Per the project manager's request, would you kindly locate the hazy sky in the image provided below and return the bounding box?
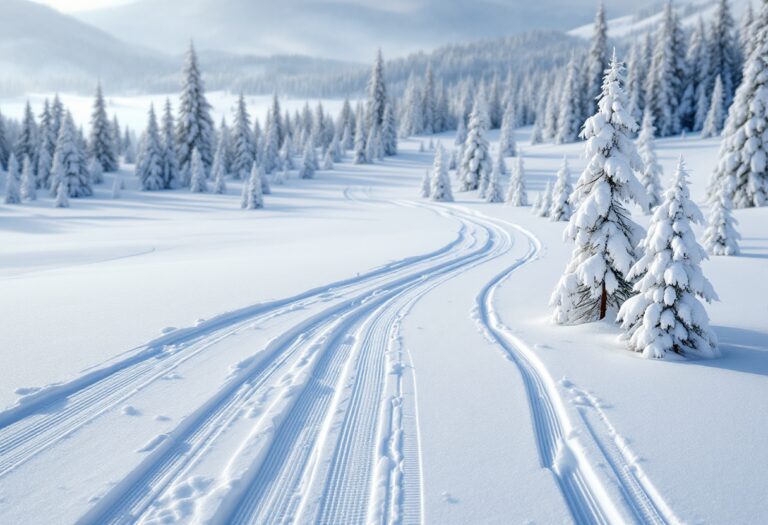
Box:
[31,0,134,12]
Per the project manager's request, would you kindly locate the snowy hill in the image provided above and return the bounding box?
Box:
[77,0,625,62]
[0,0,173,94]
[569,0,752,40]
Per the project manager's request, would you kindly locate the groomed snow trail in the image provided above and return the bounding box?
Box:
[462,206,678,525]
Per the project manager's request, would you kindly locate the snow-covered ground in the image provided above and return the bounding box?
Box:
[1,129,766,524]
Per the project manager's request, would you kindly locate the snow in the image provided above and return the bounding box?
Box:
[1,125,767,523]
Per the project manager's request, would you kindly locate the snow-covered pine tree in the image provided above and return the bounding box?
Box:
[123,129,136,164]
[556,53,584,144]
[538,181,553,218]
[422,64,436,134]
[161,99,179,189]
[617,157,718,359]
[299,142,316,179]
[637,111,663,210]
[231,94,256,180]
[549,156,573,221]
[704,175,740,255]
[366,49,387,131]
[646,1,685,137]
[4,154,20,204]
[454,117,467,146]
[280,136,295,170]
[112,115,123,158]
[430,144,453,202]
[259,163,271,195]
[420,168,431,198]
[88,157,104,185]
[244,162,264,209]
[381,102,398,156]
[189,147,208,193]
[550,52,647,324]
[176,42,215,174]
[36,143,52,190]
[20,156,36,201]
[36,101,54,170]
[505,155,528,206]
[365,123,379,163]
[341,122,353,152]
[459,94,491,192]
[691,18,713,132]
[712,1,768,208]
[212,134,227,194]
[137,105,164,191]
[709,0,741,108]
[322,149,334,170]
[89,83,118,172]
[0,111,10,171]
[353,115,367,164]
[531,191,543,215]
[495,146,507,176]
[485,156,504,203]
[530,119,544,145]
[54,168,69,208]
[701,75,726,138]
[584,3,609,121]
[330,134,342,162]
[14,102,37,171]
[262,116,280,174]
[54,112,92,198]
[498,102,517,157]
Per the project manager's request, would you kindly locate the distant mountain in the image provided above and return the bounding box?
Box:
[77,0,630,62]
[569,0,752,41]
[0,0,173,94]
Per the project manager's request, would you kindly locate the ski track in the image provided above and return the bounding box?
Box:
[0,217,469,479]
[463,206,677,525]
[0,186,677,525]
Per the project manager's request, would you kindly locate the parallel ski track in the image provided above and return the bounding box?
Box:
[207,206,512,525]
[0,222,470,480]
[76,206,503,525]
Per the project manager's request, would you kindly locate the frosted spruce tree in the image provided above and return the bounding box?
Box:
[4,154,20,204]
[646,1,685,137]
[495,146,507,176]
[617,157,718,359]
[161,99,179,189]
[713,1,768,208]
[262,118,280,175]
[420,168,431,198]
[549,156,573,221]
[20,156,36,201]
[538,181,554,218]
[244,163,264,209]
[280,137,295,170]
[703,177,740,256]
[259,164,271,195]
[299,143,316,179]
[381,102,398,156]
[322,149,334,170]
[231,94,256,180]
[430,145,454,202]
[0,110,10,171]
[550,53,647,324]
[88,157,104,185]
[366,49,387,132]
[422,64,436,134]
[637,111,663,211]
[53,158,69,208]
[556,53,583,144]
[15,102,38,172]
[505,155,527,206]
[459,94,491,192]
[176,42,215,174]
[89,83,118,172]
[701,75,726,139]
[584,3,609,121]
[709,0,741,107]
[353,115,367,164]
[137,107,164,191]
[189,148,208,193]
[212,135,227,194]
[498,102,517,156]
[485,157,504,203]
[53,113,92,198]
[531,191,543,215]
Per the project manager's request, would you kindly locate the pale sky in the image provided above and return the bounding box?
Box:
[30,0,135,12]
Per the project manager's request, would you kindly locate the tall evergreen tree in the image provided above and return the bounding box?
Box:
[89,83,118,172]
[584,3,609,121]
[176,42,215,174]
[708,0,741,107]
[713,1,768,208]
[550,53,647,324]
[230,94,255,180]
[400,73,423,137]
[136,105,164,191]
[381,101,398,156]
[499,102,517,156]
[189,147,208,193]
[430,144,454,202]
[637,111,663,210]
[556,53,583,144]
[505,154,528,206]
[617,157,718,359]
[366,49,387,131]
[160,99,179,189]
[244,162,264,209]
[701,75,726,138]
[20,156,36,201]
[353,115,367,165]
[53,112,92,198]
[299,142,316,179]
[459,94,491,192]
[549,156,573,221]
[704,176,740,256]
[0,111,9,171]
[4,153,20,204]
[740,1,756,59]
[14,102,38,171]
[646,1,685,137]
[422,64,437,134]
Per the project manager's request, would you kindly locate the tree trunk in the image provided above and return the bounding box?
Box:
[599,281,608,320]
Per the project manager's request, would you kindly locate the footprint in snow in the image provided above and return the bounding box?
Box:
[441,491,459,504]
[122,405,141,416]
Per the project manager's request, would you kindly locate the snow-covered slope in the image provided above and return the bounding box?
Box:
[77,0,623,61]
[570,0,753,40]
